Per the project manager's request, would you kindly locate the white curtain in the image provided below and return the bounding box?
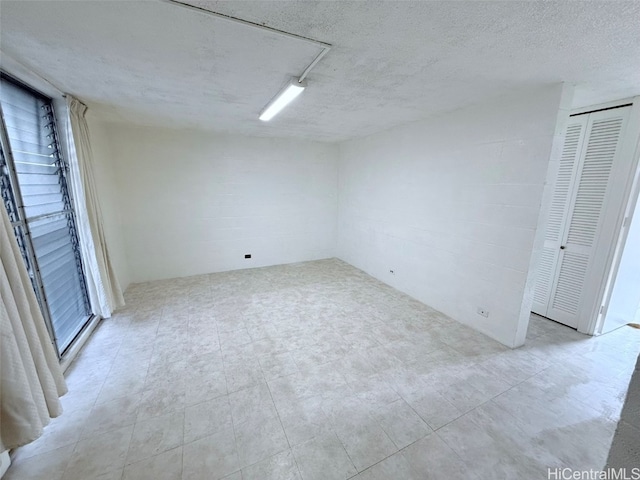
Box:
[65,96,124,318]
[0,205,67,451]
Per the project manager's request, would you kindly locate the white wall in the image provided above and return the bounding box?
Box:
[337,85,568,347]
[605,190,640,331]
[86,116,131,291]
[103,124,338,283]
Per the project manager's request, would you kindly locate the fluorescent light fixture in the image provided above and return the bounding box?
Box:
[259,78,307,121]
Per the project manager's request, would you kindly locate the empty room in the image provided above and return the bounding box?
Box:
[1,1,640,479]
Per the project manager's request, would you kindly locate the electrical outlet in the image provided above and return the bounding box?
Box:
[477,307,489,318]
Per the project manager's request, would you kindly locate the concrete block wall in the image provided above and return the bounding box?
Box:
[337,85,568,347]
[95,124,338,284]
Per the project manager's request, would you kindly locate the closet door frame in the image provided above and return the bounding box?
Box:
[546,107,630,328]
[575,97,640,334]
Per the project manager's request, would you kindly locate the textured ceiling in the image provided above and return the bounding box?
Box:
[1,0,640,142]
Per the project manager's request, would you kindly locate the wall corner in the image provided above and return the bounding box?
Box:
[513,82,576,347]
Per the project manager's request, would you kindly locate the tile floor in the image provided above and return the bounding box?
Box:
[6,258,640,480]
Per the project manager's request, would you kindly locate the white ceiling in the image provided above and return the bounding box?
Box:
[1,0,640,142]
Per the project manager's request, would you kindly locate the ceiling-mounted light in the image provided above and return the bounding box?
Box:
[259,78,307,122]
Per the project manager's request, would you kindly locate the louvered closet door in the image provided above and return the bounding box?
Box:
[532,117,588,317]
[534,107,630,328]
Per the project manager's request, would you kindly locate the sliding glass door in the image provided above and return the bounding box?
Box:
[0,73,91,356]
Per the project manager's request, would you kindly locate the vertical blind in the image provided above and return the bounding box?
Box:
[0,75,90,354]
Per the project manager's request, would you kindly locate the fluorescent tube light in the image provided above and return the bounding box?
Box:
[259,78,307,121]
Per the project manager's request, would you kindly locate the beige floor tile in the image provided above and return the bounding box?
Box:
[184,396,233,444]
[184,368,228,406]
[82,394,141,438]
[223,360,264,394]
[12,408,91,461]
[402,434,479,480]
[221,472,242,480]
[7,260,640,480]
[59,381,103,414]
[63,425,133,479]
[122,446,182,480]
[373,399,432,449]
[96,370,148,405]
[332,416,397,472]
[94,468,124,480]
[292,432,357,480]
[228,382,278,426]
[234,414,289,467]
[241,449,301,480]
[437,408,549,478]
[279,405,333,447]
[182,427,239,480]
[137,384,186,421]
[4,444,74,480]
[403,387,463,430]
[126,410,184,464]
[258,351,300,380]
[354,451,415,480]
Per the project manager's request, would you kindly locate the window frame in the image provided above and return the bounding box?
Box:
[0,72,92,357]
